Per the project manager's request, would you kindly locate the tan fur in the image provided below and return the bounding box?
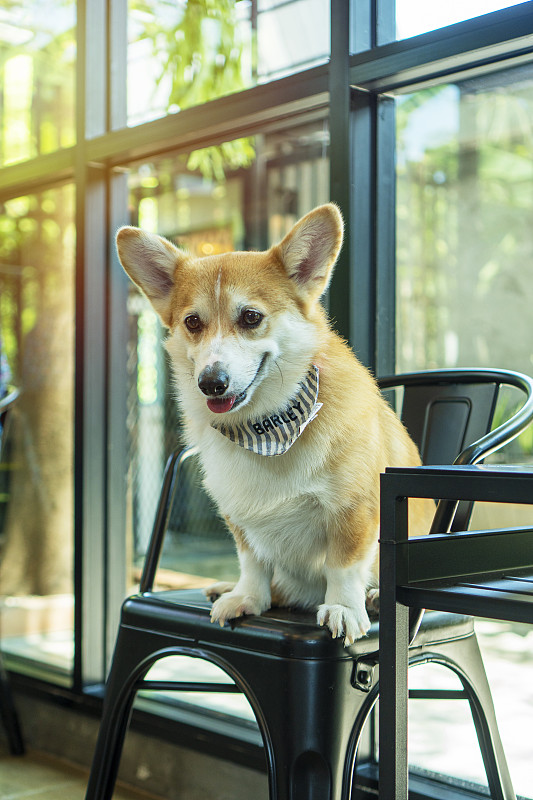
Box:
[117,204,434,644]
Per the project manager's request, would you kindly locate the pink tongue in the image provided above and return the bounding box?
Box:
[207,396,236,414]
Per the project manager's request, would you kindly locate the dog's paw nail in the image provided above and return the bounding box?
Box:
[317,603,370,644]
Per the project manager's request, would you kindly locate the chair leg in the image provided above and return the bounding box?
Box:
[377,598,410,800]
[226,649,369,800]
[85,627,159,800]
[85,682,136,798]
[341,682,379,800]
[0,657,24,755]
[86,618,379,800]
[416,634,516,800]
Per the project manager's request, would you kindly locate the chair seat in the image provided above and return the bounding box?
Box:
[123,588,474,660]
[399,568,533,624]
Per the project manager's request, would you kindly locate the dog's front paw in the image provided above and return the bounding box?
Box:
[317,603,371,645]
[210,592,269,627]
[204,581,236,603]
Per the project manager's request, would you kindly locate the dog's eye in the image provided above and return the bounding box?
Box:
[184,314,202,332]
[240,309,263,328]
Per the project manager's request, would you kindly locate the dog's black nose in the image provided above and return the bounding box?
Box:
[198,364,230,397]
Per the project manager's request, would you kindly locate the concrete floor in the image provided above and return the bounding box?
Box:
[0,746,162,800]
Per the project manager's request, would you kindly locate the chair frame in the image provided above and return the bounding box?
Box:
[378,464,533,800]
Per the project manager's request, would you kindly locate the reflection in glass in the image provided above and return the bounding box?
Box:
[0,184,75,682]
[396,69,533,378]
[127,0,329,125]
[0,1,76,166]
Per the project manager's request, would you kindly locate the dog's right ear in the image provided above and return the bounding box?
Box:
[116,227,183,327]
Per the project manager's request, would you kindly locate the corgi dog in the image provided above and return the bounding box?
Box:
[117,204,434,644]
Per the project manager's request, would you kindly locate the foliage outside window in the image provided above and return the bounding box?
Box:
[396,71,533,464]
[0,0,75,166]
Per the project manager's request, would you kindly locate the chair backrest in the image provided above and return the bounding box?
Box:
[377,368,533,532]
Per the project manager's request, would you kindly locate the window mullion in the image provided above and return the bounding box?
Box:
[105,0,129,674]
[328,0,355,352]
[375,93,396,377]
[74,0,109,690]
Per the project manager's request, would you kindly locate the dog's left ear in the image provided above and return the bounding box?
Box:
[276,203,344,300]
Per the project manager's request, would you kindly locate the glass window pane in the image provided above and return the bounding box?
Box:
[407,664,487,786]
[395,69,533,797]
[127,0,330,126]
[396,0,529,40]
[0,184,75,684]
[396,69,533,381]
[0,1,76,167]
[257,0,330,82]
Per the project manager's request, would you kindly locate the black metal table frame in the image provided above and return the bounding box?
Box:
[378,464,533,800]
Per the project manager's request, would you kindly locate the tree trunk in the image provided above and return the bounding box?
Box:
[0,189,74,597]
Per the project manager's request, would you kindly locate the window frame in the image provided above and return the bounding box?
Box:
[2,0,533,791]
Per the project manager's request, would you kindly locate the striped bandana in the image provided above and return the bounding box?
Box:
[211,365,322,456]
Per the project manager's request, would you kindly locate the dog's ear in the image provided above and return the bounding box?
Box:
[116,227,184,327]
[276,204,344,300]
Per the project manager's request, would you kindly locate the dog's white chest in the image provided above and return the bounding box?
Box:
[200,432,330,572]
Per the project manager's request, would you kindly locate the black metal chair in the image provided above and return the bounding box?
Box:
[0,387,25,756]
[85,369,533,800]
[378,464,533,800]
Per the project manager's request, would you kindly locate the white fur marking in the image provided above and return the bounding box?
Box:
[215,267,222,331]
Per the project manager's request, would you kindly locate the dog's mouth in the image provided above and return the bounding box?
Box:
[206,393,242,414]
[206,354,268,415]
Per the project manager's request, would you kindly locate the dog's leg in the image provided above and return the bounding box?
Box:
[317,562,372,645]
[317,518,378,645]
[210,542,273,626]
